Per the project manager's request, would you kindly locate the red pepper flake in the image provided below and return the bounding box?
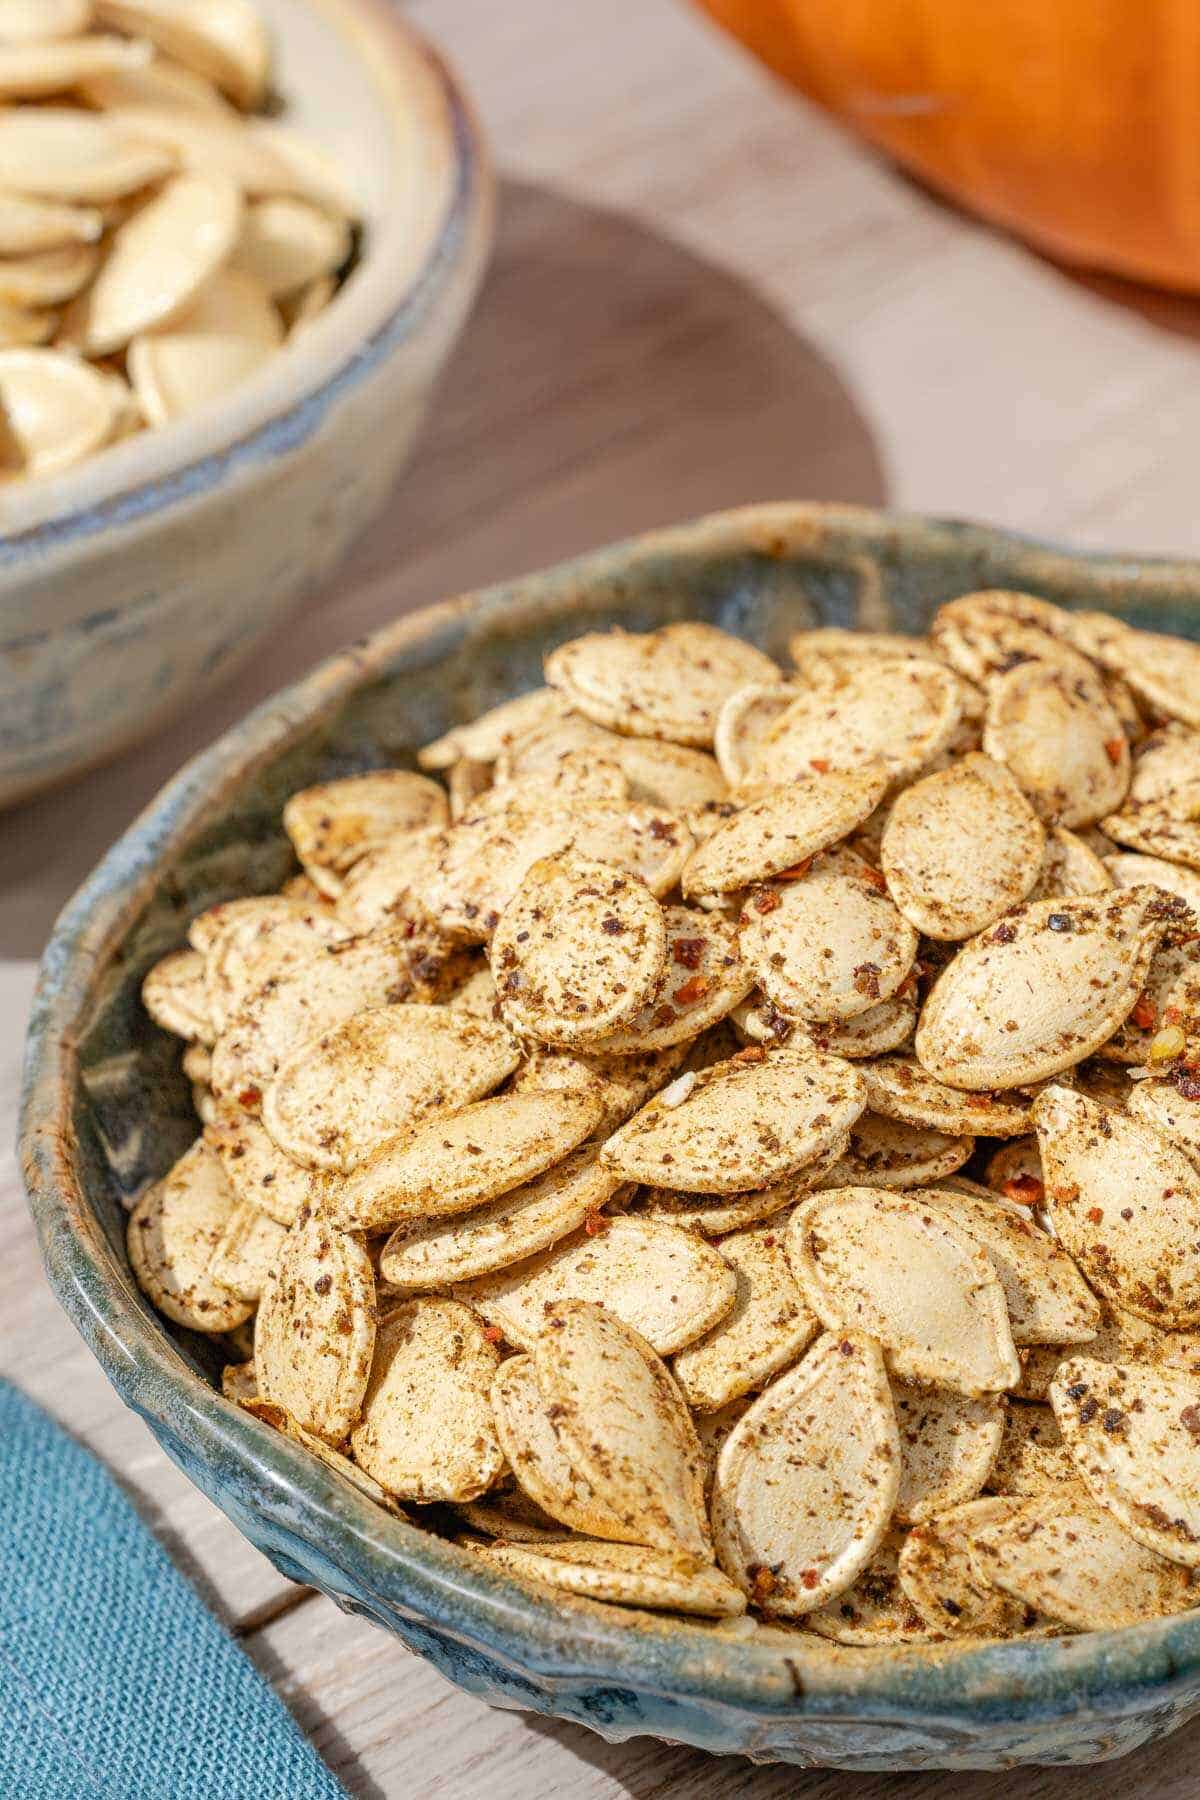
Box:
[965,1093,995,1109]
[858,864,889,893]
[1131,994,1158,1032]
[481,1324,504,1344]
[799,1568,821,1590]
[238,1087,262,1110]
[750,1566,777,1604]
[673,974,712,1006]
[774,858,814,882]
[991,922,1017,945]
[734,1046,767,1064]
[583,1208,611,1237]
[1181,1405,1200,1439]
[1051,1181,1080,1203]
[1104,738,1126,766]
[750,887,781,915]
[1164,1006,1185,1026]
[1002,1174,1045,1206]
[1086,1206,1104,1224]
[672,937,707,969]
[851,961,882,1001]
[809,759,831,774]
[1174,1066,1200,1102]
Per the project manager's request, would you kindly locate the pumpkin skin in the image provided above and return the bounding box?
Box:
[694,0,1200,293]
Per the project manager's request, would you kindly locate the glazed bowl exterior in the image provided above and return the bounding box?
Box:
[20,504,1200,1772]
[0,0,492,809]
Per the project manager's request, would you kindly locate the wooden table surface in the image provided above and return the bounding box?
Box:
[6,0,1200,1792]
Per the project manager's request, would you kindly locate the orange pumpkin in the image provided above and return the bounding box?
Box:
[694,0,1200,292]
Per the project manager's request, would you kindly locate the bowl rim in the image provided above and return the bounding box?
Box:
[0,0,486,559]
[21,500,1200,1734]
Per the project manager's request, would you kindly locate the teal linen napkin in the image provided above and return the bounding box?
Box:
[0,1380,346,1800]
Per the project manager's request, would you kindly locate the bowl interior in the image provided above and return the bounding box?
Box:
[24,504,1200,1753]
[0,0,462,541]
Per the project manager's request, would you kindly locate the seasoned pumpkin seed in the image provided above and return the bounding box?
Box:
[806,1528,944,1644]
[987,1402,1077,1496]
[349,1298,503,1502]
[204,1101,318,1227]
[897,1497,1028,1635]
[982,660,1130,827]
[141,946,214,1043]
[861,1055,1034,1139]
[480,1537,746,1617]
[711,1331,900,1613]
[787,1188,1020,1395]
[1028,826,1112,902]
[673,1219,819,1412]
[127,1139,252,1333]
[490,1352,634,1541]
[742,656,962,790]
[818,1112,973,1191]
[581,905,753,1055]
[545,622,780,748]
[283,770,449,897]
[254,1210,375,1443]
[207,1199,286,1302]
[892,1382,1005,1524]
[681,763,887,898]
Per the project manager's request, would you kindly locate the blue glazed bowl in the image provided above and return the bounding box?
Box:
[0,0,492,809]
[20,504,1200,1772]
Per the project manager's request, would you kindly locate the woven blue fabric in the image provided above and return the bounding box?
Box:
[0,1380,346,1800]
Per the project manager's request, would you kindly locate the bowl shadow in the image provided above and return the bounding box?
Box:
[0,174,882,958]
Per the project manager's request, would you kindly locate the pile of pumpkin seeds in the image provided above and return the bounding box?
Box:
[136,591,1200,1644]
[0,0,358,481]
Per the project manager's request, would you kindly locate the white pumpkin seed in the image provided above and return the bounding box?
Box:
[127,266,281,424]
[0,107,175,200]
[892,1382,1005,1523]
[1127,1076,1200,1169]
[282,770,449,896]
[982,661,1130,827]
[326,1088,603,1231]
[510,1041,688,1132]
[459,1215,736,1356]
[545,622,780,749]
[254,1210,375,1443]
[742,656,962,790]
[0,31,150,99]
[533,1300,711,1559]
[673,1219,818,1411]
[1081,619,1200,733]
[455,1487,564,1544]
[96,0,269,108]
[379,1145,624,1290]
[231,194,351,298]
[713,681,798,786]
[480,1538,746,1618]
[787,1188,1020,1394]
[1051,1356,1200,1566]
[601,1043,866,1194]
[0,0,91,38]
[261,1003,520,1174]
[78,49,234,114]
[966,1492,1195,1630]
[0,346,122,473]
[711,1331,899,1613]
[127,1139,253,1332]
[860,1055,1033,1138]
[915,887,1175,1090]
[1035,1084,1200,1328]
[418,688,568,771]
[0,241,98,305]
[349,1298,503,1502]
[880,753,1045,940]
[930,592,1099,688]
[491,852,667,1049]
[1104,850,1200,914]
[1100,805,1200,873]
[1028,827,1112,901]
[682,763,888,898]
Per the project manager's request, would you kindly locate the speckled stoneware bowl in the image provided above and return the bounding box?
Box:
[0,0,492,810]
[21,505,1200,1772]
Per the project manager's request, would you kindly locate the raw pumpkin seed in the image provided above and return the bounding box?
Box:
[711,1331,900,1613]
[787,1188,1020,1395]
[349,1298,503,1502]
[95,0,269,109]
[459,1215,737,1356]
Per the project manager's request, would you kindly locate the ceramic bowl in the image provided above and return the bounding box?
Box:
[0,0,492,810]
[21,504,1200,1773]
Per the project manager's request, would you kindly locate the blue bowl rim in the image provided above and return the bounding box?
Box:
[21,500,1200,1735]
[0,15,486,570]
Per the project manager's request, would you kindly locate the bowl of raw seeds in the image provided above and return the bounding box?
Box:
[22,503,1200,1771]
[0,0,491,807]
